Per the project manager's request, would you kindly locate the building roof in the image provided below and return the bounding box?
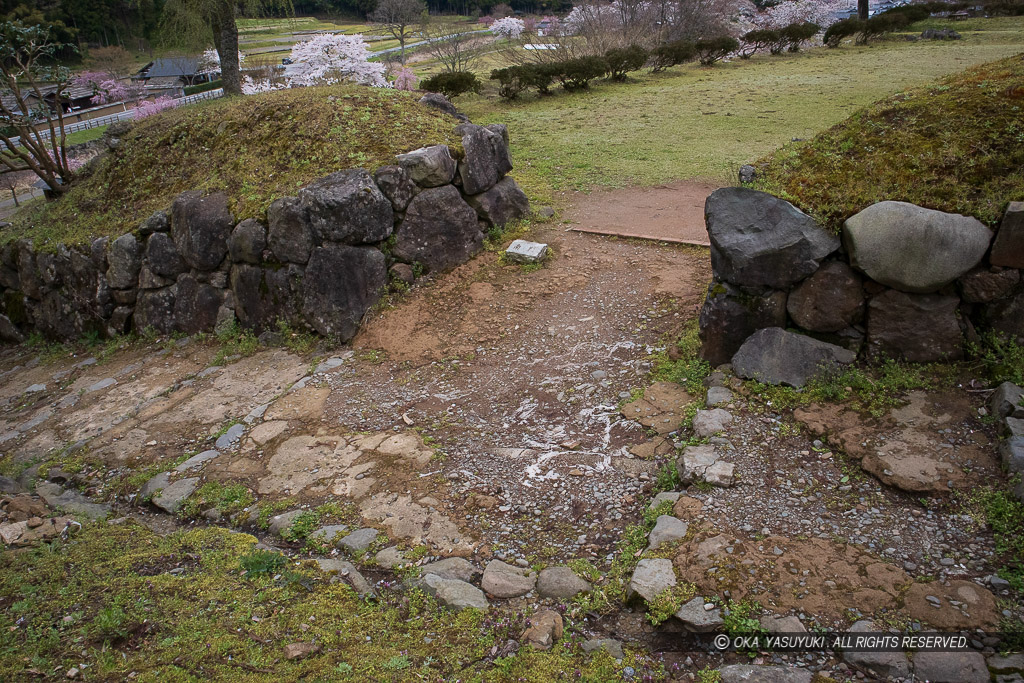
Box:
[139,57,202,79]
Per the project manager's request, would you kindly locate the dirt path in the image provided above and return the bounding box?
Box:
[562,180,718,246]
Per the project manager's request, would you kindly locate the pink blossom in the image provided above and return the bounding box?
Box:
[393,67,417,91]
[287,33,388,88]
[134,96,176,119]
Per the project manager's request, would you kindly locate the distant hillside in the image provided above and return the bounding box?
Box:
[754,53,1024,232]
[3,86,463,248]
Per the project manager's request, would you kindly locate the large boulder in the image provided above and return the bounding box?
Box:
[138,209,169,235]
[267,197,314,265]
[173,273,226,335]
[867,290,963,361]
[481,559,537,598]
[465,177,530,228]
[144,232,186,279]
[134,285,177,335]
[418,92,462,119]
[393,185,483,273]
[732,328,856,388]
[455,123,513,195]
[231,263,303,333]
[227,219,266,265]
[698,280,787,367]
[705,188,839,289]
[16,240,41,300]
[298,169,393,245]
[786,261,864,332]
[302,245,387,340]
[843,201,992,293]
[396,145,457,188]
[106,233,142,289]
[171,191,234,271]
[991,201,1024,268]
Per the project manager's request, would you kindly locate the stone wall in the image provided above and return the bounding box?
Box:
[698,187,1024,386]
[0,121,530,343]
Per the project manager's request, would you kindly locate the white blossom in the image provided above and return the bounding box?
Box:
[490,16,526,39]
[287,33,388,87]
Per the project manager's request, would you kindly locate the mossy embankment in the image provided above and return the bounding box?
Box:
[1,86,463,249]
[754,52,1024,232]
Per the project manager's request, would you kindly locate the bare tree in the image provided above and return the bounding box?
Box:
[0,22,76,195]
[371,0,426,65]
[0,170,32,206]
[420,19,487,73]
[86,45,137,78]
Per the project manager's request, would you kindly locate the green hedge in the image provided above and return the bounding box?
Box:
[184,79,222,96]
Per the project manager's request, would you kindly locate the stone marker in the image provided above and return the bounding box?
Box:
[505,239,548,264]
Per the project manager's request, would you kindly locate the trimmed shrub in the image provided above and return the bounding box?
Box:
[490,66,530,100]
[694,36,739,65]
[824,18,864,47]
[780,22,820,52]
[420,71,481,99]
[184,79,222,96]
[554,56,608,90]
[860,13,910,43]
[649,40,696,72]
[524,63,559,95]
[740,29,778,58]
[605,44,649,81]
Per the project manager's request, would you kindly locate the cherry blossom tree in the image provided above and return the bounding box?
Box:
[393,67,418,90]
[757,0,846,29]
[491,16,526,39]
[287,33,387,87]
[134,96,177,119]
[72,71,142,106]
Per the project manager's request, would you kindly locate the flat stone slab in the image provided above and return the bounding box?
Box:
[647,515,689,550]
[536,566,591,599]
[581,638,624,660]
[35,482,111,520]
[174,449,220,472]
[913,651,988,683]
[732,327,855,388]
[720,665,812,683]
[152,477,199,514]
[214,423,246,450]
[504,239,548,264]
[628,558,676,603]
[309,524,348,545]
[415,573,489,611]
[482,559,537,598]
[86,378,117,393]
[315,558,375,597]
[678,444,735,487]
[337,527,379,553]
[692,408,733,438]
[648,491,681,510]
[420,557,481,583]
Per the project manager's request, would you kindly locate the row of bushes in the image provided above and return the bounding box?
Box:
[740,22,820,58]
[487,36,742,100]
[183,79,223,96]
[824,13,914,47]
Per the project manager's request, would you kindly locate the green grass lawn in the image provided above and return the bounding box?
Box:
[459,17,1024,205]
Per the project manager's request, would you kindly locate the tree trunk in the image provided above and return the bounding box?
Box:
[218,2,242,96]
[858,0,869,21]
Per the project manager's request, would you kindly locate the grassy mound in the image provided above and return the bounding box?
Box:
[754,53,1024,232]
[3,85,463,249]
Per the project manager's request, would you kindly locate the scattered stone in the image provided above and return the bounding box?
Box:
[0,515,76,546]
[315,559,375,598]
[732,327,855,388]
[522,609,563,650]
[738,165,756,184]
[537,566,592,599]
[840,620,910,678]
[628,558,676,603]
[720,664,812,683]
[692,409,733,438]
[415,573,489,611]
[140,472,171,500]
[309,525,348,545]
[913,651,988,683]
[759,615,807,634]
[705,187,839,289]
[420,557,481,583]
[35,482,110,520]
[1001,438,1024,474]
[267,510,304,538]
[504,240,548,264]
[706,386,733,407]
[581,638,624,660]
[25,383,45,393]
[283,642,321,660]
[214,423,245,450]
[374,546,405,569]
[674,597,723,632]
[647,515,689,551]
[482,559,537,598]
[66,667,81,680]
[337,527,379,553]
[678,444,735,487]
[844,201,991,293]
[314,357,346,374]
[151,478,198,514]
[174,450,219,472]
[648,491,681,510]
